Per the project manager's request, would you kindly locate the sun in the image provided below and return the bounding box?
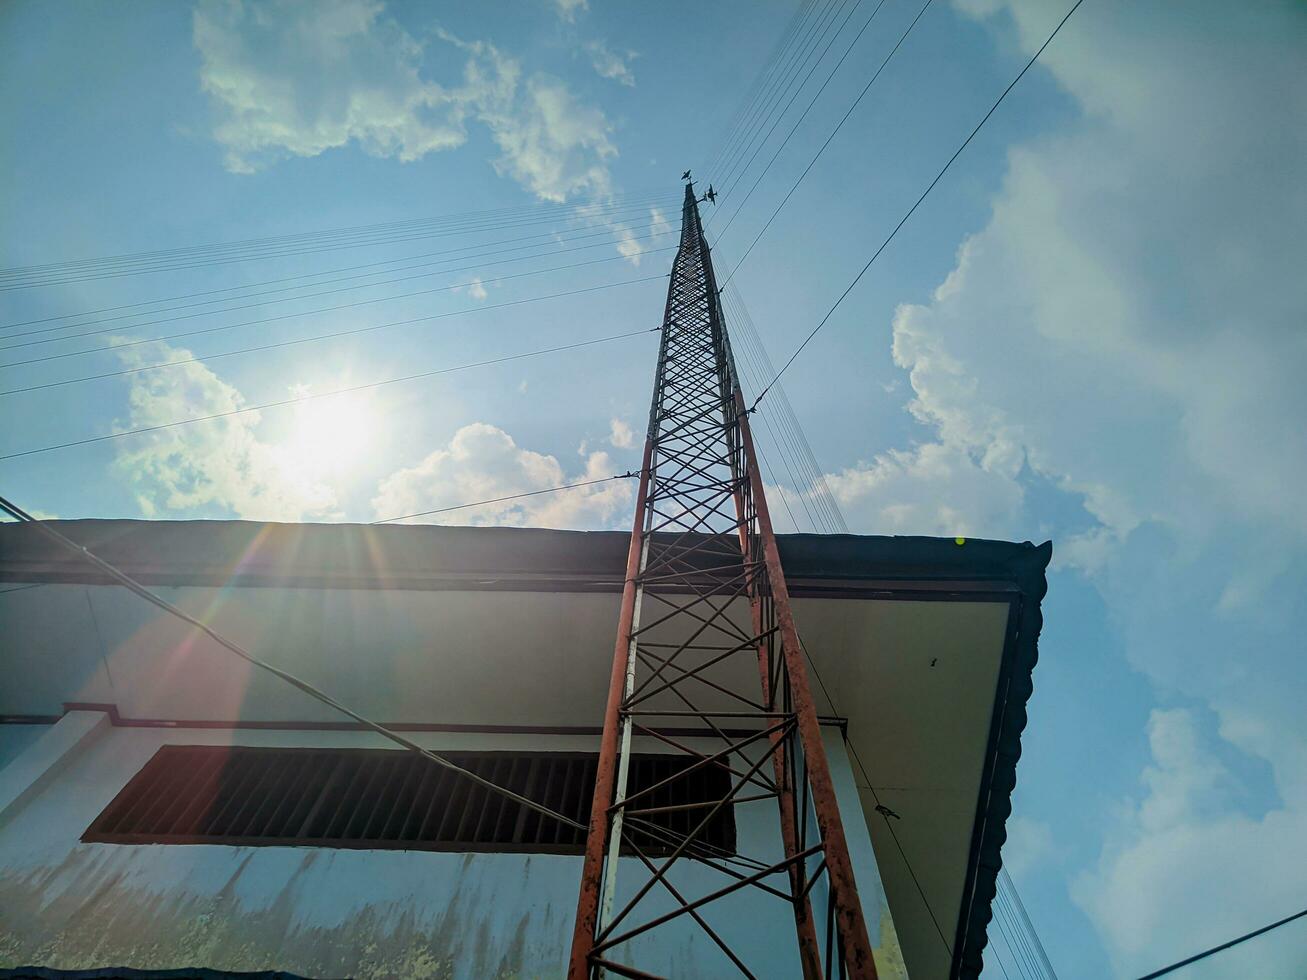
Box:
[279,391,378,481]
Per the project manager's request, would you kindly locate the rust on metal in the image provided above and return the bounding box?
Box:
[567,183,878,979]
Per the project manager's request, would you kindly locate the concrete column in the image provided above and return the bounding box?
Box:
[0,709,112,829]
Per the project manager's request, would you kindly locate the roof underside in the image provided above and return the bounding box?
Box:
[0,520,1051,979]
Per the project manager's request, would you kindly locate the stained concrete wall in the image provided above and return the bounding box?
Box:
[0,717,904,979]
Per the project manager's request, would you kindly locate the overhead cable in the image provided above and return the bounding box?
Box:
[721,289,825,531]
[704,0,819,177]
[711,0,891,239]
[0,274,664,397]
[718,0,935,285]
[0,196,672,293]
[716,0,861,198]
[716,0,851,192]
[0,493,587,833]
[750,0,1088,410]
[722,279,848,531]
[2,214,679,339]
[1,252,673,369]
[0,237,675,355]
[0,189,669,280]
[992,890,1038,979]
[1134,906,1307,980]
[1,195,676,291]
[0,192,670,279]
[710,0,828,179]
[373,472,640,525]
[0,328,659,461]
[1002,868,1059,979]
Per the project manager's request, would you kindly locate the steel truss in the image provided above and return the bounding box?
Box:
[568,185,878,979]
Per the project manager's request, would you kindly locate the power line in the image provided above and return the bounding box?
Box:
[724,288,835,532]
[0,236,675,354]
[715,0,871,213]
[711,0,892,240]
[0,192,669,278]
[0,189,668,280]
[713,0,834,185]
[721,278,848,532]
[992,888,1039,979]
[751,0,1088,410]
[1,195,675,292]
[703,0,812,176]
[723,294,822,531]
[0,328,658,461]
[0,493,587,833]
[373,472,640,525]
[716,0,853,194]
[1001,868,1059,979]
[0,274,664,397]
[1,254,671,370]
[718,0,936,288]
[0,198,674,295]
[1,213,678,339]
[705,0,820,178]
[1134,906,1307,980]
[987,928,1016,980]
[717,0,840,183]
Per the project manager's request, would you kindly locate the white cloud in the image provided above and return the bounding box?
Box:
[858,0,1307,972]
[585,40,637,87]
[827,441,1024,538]
[482,73,616,202]
[1001,815,1059,880]
[613,204,676,266]
[193,0,466,174]
[371,422,631,528]
[608,417,635,449]
[194,0,619,201]
[455,276,488,301]
[110,340,339,521]
[1072,709,1307,978]
[649,206,673,240]
[552,0,588,23]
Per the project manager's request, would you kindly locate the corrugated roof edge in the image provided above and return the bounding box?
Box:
[952,537,1053,980]
[0,519,1047,587]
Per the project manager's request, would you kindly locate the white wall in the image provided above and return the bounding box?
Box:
[0,715,900,979]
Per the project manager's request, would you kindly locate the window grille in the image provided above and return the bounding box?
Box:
[83,745,736,855]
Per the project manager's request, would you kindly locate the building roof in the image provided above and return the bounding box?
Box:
[0,519,1051,979]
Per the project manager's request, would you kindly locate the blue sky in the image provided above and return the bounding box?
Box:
[2,0,1305,976]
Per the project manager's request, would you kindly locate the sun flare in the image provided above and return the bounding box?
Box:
[279,391,377,481]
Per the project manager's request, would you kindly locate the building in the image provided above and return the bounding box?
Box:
[0,518,1048,978]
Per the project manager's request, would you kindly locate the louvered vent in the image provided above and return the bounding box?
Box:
[83,745,736,855]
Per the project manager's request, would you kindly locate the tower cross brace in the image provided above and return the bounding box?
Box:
[567,183,879,979]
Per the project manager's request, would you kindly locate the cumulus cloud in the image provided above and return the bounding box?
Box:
[110,340,339,521]
[585,39,637,87]
[847,0,1307,971]
[608,417,635,449]
[371,422,631,528]
[194,0,618,201]
[826,441,1024,538]
[193,0,466,173]
[1072,709,1307,978]
[1000,815,1060,880]
[481,73,616,202]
